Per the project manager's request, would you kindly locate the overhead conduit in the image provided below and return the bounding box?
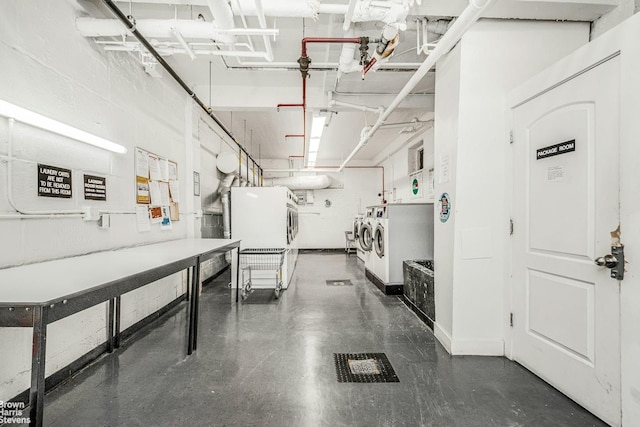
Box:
[100,0,264,180]
[339,0,497,171]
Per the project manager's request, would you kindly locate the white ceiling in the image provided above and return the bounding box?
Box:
[80,0,616,165]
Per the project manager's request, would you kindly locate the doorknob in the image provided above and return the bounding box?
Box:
[595,254,618,268]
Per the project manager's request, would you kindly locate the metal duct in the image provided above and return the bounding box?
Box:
[264,175,332,190]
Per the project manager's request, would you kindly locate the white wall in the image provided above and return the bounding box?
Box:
[373,118,435,204]
[433,20,590,355]
[262,159,379,248]
[0,0,238,400]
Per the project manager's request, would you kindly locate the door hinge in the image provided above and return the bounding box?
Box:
[510,313,514,327]
[509,219,514,236]
[509,130,514,144]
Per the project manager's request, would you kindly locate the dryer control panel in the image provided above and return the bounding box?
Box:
[374,206,387,219]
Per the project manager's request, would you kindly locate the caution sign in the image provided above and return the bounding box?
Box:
[84,174,107,201]
[38,164,72,198]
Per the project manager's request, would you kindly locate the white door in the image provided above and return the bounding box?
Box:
[511,56,621,425]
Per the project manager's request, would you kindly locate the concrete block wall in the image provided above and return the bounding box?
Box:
[0,0,235,400]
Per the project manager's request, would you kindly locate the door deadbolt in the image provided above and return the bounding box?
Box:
[595,254,618,268]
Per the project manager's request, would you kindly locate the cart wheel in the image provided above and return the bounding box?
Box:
[274,282,283,299]
[242,281,252,299]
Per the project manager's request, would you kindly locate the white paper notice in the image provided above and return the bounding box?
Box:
[136,205,151,232]
[548,165,565,182]
[168,161,178,181]
[159,158,170,182]
[149,155,162,181]
[439,154,450,184]
[159,182,171,206]
[149,181,162,205]
[135,148,149,178]
[169,181,180,204]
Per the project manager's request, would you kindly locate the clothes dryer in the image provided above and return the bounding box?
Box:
[353,214,365,261]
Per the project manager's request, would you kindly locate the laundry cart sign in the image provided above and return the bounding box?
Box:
[439,192,451,223]
[38,164,72,198]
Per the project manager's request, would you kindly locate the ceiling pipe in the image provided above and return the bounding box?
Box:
[277,36,371,162]
[76,18,277,40]
[102,45,271,59]
[339,0,497,171]
[206,0,237,45]
[328,99,383,115]
[254,0,274,62]
[171,28,196,60]
[100,0,263,176]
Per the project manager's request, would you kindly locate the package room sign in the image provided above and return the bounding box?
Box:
[38,164,72,198]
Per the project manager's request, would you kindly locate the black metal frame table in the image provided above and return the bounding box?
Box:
[0,238,240,427]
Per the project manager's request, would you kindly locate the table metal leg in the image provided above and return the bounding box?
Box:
[193,256,201,351]
[235,248,240,303]
[185,268,190,302]
[29,305,47,427]
[107,299,115,353]
[187,264,197,355]
[114,295,121,349]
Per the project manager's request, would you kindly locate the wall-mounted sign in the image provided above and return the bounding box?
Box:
[536,140,575,160]
[439,192,451,223]
[193,171,200,196]
[38,164,72,198]
[84,175,107,201]
[136,176,150,204]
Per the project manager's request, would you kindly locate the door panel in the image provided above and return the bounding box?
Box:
[512,56,620,425]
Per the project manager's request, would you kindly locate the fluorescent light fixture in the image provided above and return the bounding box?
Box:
[0,99,127,154]
[310,116,326,138]
[307,115,326,167]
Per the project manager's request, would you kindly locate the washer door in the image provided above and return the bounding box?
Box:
[360,223,373,251]
[374,223,384,258]
[353,219,362,241]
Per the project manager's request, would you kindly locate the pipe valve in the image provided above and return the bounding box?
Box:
[297,56,311,79]
[358,37,370,65]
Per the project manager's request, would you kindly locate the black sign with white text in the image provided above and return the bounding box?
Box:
[536,140,576,160]
[84,174,107,201]
[38,164,72,198]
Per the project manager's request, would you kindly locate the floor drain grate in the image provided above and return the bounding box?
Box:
[326,280,353,286]
[334,353,399,383]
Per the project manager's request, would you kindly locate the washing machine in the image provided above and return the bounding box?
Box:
[353,214,365,261]
[365,203,434,295]
[371,206,387,282]
[360,207,374,270]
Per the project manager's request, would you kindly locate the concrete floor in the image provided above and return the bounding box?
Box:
[41,253,606,427]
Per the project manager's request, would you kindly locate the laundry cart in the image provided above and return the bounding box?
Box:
[239,248,287,299]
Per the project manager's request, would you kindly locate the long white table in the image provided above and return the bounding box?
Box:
[0,238,240,427]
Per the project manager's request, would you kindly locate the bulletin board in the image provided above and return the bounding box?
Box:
[135,147,180,231]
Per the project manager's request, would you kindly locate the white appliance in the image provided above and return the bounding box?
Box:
[360,207,375,271]
[353,214,365,261]
[365,203,434,295]
[231,187,299,288]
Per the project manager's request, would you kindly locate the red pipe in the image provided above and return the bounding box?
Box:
[312,165,386,204]
[278,37,366,162]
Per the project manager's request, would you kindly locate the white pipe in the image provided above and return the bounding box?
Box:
[339,0,496,171]
[76,19,277,41]
[328,99,383,115]
[230,61,424,69]
[4,119,85,217]
[254,0,274,62]
[337,28,362,74]
[103,45,271,59]
[206,0,237,45]
[171,28,197,60]
[343,0,358,31]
